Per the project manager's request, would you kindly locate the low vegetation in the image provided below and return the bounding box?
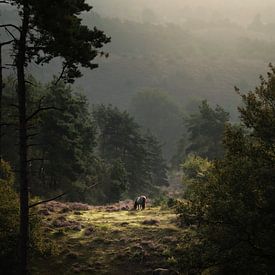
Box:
[32,201,181,275]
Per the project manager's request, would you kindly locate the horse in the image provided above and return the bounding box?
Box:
[134,195,147,210]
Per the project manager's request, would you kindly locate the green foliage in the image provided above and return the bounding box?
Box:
[151,195,168,207]
[1,77,168,204]
[182,155,212,183]
[25,81,97,201]
[0,160,19,273]
[144,131,168,188]
[93,104,168,198]
[176,67,275,274]
[0,160,57,272]
[29,210,59,257]
[179,100,229,161]
[129,89,183,159]
[5,0,110,83]
[91,159,128,204]
[108,159,128,203]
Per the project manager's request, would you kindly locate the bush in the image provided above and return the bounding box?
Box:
[176,67,275,274]
[0,160,19,273]
[0,160,58,273]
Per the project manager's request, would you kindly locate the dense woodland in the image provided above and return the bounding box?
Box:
[0,0,275,274]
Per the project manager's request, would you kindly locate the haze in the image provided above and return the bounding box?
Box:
[88,0,275,25]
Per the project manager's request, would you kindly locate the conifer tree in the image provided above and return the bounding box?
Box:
[0,1,110,273]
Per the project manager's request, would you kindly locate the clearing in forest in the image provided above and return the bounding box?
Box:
[32,201,182,275]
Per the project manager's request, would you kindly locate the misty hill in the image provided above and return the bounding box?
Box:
[2,7,275,117]
[76,13,275,117]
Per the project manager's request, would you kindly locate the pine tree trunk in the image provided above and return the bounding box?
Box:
[0,40,13,158]
[17,3,30,274]
[0,45,3,158]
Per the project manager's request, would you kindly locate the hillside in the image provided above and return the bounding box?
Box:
[78,14,275,117]
[2,9,275,117]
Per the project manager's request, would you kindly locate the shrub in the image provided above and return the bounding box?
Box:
[0,160,19,273]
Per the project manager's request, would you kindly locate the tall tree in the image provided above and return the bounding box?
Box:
[93,105,149,196]
[177,67,275,274]
[144,131,168,188]
[28,81,97,199]
[0,1,110,273]
[93,105,168,197]
[184,100,229,160]
[129,89,183,160]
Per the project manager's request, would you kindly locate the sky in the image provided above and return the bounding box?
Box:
[88,0,275,25]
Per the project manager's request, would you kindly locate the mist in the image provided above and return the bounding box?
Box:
[88,0,275,25]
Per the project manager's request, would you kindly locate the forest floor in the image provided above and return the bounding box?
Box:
[31,200,183,275]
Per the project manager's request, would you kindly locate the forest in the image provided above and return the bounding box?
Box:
[0,0,275,274]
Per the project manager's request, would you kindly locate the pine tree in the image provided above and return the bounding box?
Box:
[1,1,110,273]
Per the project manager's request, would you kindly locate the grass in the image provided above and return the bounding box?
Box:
[31,203,183,274]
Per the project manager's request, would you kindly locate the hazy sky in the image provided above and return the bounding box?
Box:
[88,0,275,25]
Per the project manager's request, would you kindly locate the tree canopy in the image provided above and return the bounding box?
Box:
[176,66,275,274]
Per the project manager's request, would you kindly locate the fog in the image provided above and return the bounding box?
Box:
[88,0,275,25]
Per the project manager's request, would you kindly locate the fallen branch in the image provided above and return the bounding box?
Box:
[29,183,98,208]
[29,192,67,208]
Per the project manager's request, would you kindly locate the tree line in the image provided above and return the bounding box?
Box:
[0,75,168,272]
[1,77,168,201]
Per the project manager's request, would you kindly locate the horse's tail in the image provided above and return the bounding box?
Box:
[134,200,138,210]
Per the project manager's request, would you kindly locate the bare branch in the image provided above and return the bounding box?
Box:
[0,24,21,32]
[29,192,68,208]
[26,158,45,163]
[1,66,10,70]
[25,80,37,87]
[26,106,62,122]
[27,46,46,51]
[0,39,14,47]
[26,125,38,130]
[4,26,18,41]
[86,183,98,190]
[27,133,39,139]
[54,63,68,85]
[4,63,16,67]
[26,143,43,148]
[10,103,19,109]
[0,122,13,127]
[29,183,98,209]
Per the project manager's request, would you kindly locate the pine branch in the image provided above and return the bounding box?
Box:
[26,106,62,122]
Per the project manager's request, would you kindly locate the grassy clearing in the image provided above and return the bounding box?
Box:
[32,203,183,274]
